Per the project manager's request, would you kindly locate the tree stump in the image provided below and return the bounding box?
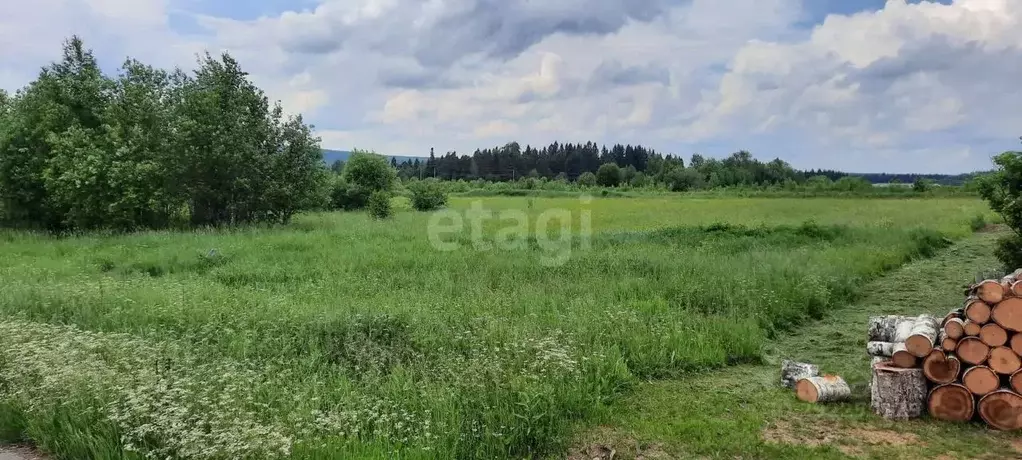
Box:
[796,375,851,403]
[871,362,927,419]
[780,360,819,389]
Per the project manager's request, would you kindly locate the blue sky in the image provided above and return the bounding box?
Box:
[1,0,1018,173]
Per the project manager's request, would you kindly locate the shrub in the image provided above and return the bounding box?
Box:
[970,214,988,232]
[330,180,371,211]
[367,191,392,219]
[913,177,934,193]
[409,179,448,211]
[596,163,621,187]
[343,150,397,193]
[630,172,650,188]
[665,168,703,192]
[577,172,597,187]
[995,235,1022,271]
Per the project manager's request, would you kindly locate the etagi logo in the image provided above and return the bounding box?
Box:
[426,196,593,267]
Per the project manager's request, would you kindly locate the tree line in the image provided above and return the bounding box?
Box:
[0,37,326,232]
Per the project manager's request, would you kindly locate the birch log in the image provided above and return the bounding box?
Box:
[796,375,851,403]
[780,360,819,389]
[871,362,927,419]
[867,341,895,357]
[906,316,941,357]
[867,315,914,342]
[891,342,917,368]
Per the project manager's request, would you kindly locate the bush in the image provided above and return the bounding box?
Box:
[596,163,621,187]
[970,214,988,232]
[343,150,397,193]
[367,191,392,219]
[577,172,597,187]
[330,180,371,211]
[913,177,934,193]
[665,168,703,192]
[409,179,448,211]
[995,235,1022,271]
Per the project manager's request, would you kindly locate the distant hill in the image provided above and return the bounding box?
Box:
[322,149,424,165]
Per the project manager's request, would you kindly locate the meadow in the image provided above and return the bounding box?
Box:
[0,196,993,459]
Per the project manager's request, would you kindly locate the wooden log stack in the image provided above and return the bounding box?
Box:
[869,269,1022,430]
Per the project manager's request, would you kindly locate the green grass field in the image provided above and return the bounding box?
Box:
[0,196,995,459]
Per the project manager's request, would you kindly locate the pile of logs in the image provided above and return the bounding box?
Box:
[867,269,1022,430]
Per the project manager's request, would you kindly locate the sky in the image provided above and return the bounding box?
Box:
[1,0,1019,173]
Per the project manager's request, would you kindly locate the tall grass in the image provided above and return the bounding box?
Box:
[0,196,991,459]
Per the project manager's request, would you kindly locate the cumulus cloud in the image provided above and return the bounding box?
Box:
[1,0,1020,172]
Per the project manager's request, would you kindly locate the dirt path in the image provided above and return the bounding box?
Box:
[0,446,45,460]
[568,231,1022,459]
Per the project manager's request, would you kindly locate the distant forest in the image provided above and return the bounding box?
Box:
[349,141,982,187]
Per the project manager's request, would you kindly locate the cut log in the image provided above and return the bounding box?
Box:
[867,315,914,342]
[1011,369,1022,394]
[867,341,895,357]
[957,337,990,366]
[871,362,927,419]
[796,375,851,403]
[978,390,1022,431]
[928,384,975,422]
[891,342,918,368]
[974,280,1005,305]
[1012,333,1022,356]
[992,297,1022,332]
[988,346,1022,375]
[943,309,964,327]
[906,316,941,357]
[966,298,992,324]
[941,335,958,353]
[980,322,1009,347]
[944,317,966,340]
[871,356,888,366]
[923,349,961,385]
[963,365,1000,396]
[964,320,982,337]
[780,360,819,389]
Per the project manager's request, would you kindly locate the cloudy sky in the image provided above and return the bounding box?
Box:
[1,0,1019,173]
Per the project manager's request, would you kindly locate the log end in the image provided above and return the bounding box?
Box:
[978,390,1022,431]
[963,366,1000,396]
[928,384,975,422]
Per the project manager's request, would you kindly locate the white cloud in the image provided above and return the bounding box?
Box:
[0,0,1020,172]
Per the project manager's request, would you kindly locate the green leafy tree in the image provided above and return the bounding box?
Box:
[342,150,397,193]
[577,171,597,187]
[596,163,621,187]
[913,177,934,193]
[979,147,1022,268]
